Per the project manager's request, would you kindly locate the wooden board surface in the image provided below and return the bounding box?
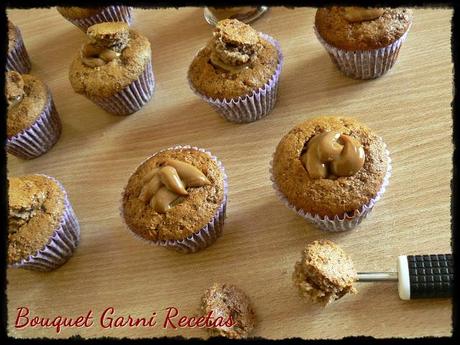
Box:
[6,7,452,339]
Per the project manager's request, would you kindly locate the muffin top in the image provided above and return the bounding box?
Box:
[6,71,49,138]
[69,22,151,98]
[201,283,256,339]
[122,147,226,242]
[8,175,65,265]
[8,20,19,51]
[272,116,388,218]
[315,7,413,50]
[293,240,357,305]
[57,7,104,19]
[188,19,279,99]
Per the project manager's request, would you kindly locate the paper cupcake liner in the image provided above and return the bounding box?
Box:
[270,148,392,232]
[7,93,62,160]
[89,61,155,115]
[64,6,133,32]
[121,145,228,253]
[314,26,410,80]
[7,25,31,74]
[188,33,283,123]
[10,176,80,272]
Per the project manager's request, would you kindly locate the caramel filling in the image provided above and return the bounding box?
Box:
[81,43,120,68]
[300,131,365,179]
[341,7,385,22]
[138,159,211,213]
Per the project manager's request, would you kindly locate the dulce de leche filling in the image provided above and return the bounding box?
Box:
[138,159,211,213]
[341,7,385,22]
[81,22,129,68]
[300,132,365,179]
[209,19,262,74]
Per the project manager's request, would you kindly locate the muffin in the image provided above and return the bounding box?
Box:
[57,6,133,32]
[314,7,413,79]
[270,116,391,231]
[6,71,62,159]
[8,175,80,271]
[69,22,155,115]
[188,19,283,123]
[201,283,256,339]
[7,20,31,74]
[293,240,357,305]
[121,145,227,253]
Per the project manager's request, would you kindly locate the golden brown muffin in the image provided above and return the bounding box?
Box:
[188,19,279,99]
[8,175,65,265]
[293,240,357,305]
[201,283,256,339]
[272,116,389,218]
[122,148,225,242]
[69,22,151,98]
[315,7,413,51]
[6,71,49,138]
[56,7,104,19]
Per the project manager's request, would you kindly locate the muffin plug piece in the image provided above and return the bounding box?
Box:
[210,19,262,72]
[201,283,256,339]
[293,240,357,306]
[81,22,129,68]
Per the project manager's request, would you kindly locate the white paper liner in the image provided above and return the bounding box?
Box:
[270,148,392,232]
[121,145,228,253]
[7,24,31,74]
[9,175,81,271]
[88,60,155,115]
[314,25,411,80]
[7,93,62,159]
[188,33,283,123]
[63,6,133,32]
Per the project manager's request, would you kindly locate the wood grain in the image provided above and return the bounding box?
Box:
[6,7,452,339]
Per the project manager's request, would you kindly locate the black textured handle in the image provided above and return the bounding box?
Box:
[407,254,453,299]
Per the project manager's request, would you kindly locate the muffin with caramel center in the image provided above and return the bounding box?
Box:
[122,148,226,242]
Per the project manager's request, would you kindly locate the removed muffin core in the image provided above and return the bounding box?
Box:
[293,239,357,305]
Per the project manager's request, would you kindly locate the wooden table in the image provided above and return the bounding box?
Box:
[7,7,452,339]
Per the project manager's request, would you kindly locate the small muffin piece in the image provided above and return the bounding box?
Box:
[87,22,130,52]
[201,283,256,339]
[293,240,357,305]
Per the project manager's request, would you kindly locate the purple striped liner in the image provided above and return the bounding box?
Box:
[7,93,62,160]
[9,175,80,272]
[62,6,133,32]
[121,145,228,253]
[314,25,411,80]
[88,60,155,115]
[188,33,283,123]
[7,24,31,74]
[270,147,392,232]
